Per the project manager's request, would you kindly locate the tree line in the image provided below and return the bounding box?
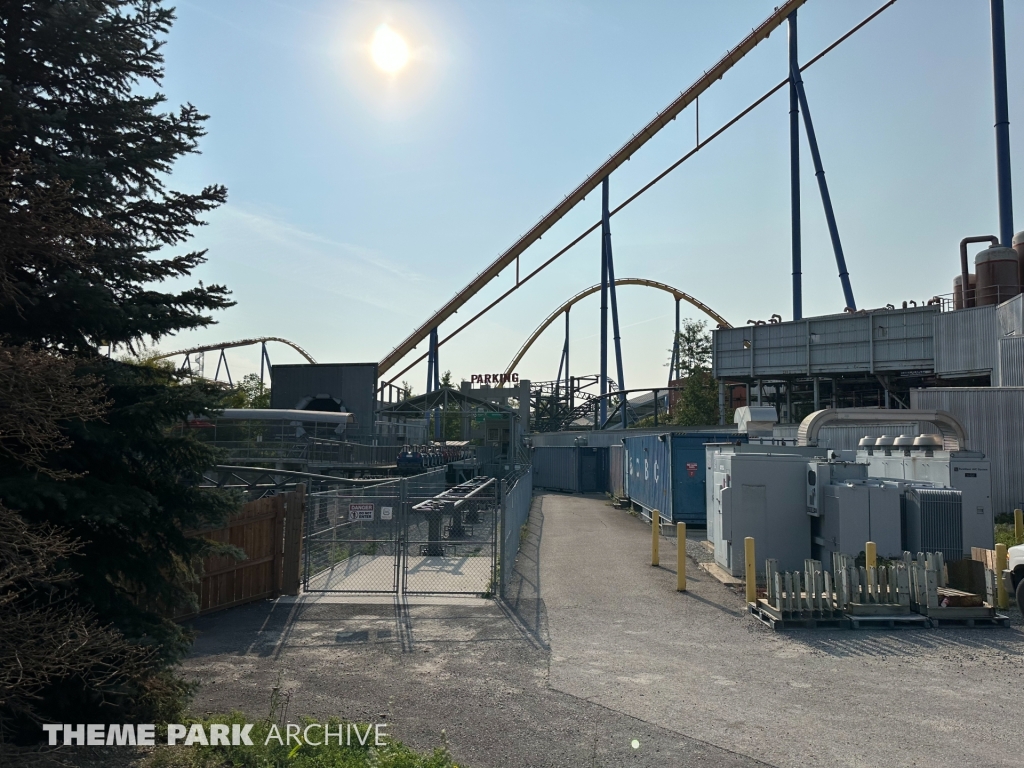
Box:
[0,0,242,740]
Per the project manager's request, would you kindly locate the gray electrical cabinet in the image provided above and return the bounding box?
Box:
[806,461,868,516]
[813,480,902,563]
[904,487,964,563]
[709,452,813,577]
[857,448,993,555]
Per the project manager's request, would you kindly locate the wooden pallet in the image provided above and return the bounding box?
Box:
[749,602,849,631]
[928,614,1011,629]
[846,614,930,630]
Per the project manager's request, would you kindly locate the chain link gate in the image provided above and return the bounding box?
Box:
[403,476,499,596]
[302,468,498,596]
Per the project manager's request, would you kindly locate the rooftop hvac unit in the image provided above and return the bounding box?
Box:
[903,487,963,562]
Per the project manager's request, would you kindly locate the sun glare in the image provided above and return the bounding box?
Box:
[371,25,409,73]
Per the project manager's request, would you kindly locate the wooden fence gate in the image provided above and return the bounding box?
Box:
[177,486,304,618]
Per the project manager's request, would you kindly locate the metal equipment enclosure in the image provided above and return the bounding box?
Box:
[815,480,902,562]
[531,446,606,493]
[707,450,815,576]
[608,444,625,498]
[271,363,379,441]
[712,306,938,379]
[911,387,1020,517]
[624,432,743,526]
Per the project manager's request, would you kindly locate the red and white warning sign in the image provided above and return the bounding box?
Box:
[686,462,699,478]
[348,503,375,522]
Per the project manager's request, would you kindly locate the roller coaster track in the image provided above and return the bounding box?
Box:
[153,337,317,364]
[377,0,809,377]
[504,278,731,377]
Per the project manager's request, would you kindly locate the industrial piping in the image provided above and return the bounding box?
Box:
[795,408,968,451]
[959,235,998,308]
[990,0,1014,247]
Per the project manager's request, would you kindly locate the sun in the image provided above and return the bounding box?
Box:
[371,25,409,73]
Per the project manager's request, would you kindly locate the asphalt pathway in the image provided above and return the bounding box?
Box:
[537,493,1023,768]
[181,492,1022,768]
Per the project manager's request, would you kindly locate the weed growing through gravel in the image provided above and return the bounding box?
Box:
[143,713,461,768]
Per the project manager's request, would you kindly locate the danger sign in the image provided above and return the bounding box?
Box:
[348,503,374,522]
[686,462,699,478]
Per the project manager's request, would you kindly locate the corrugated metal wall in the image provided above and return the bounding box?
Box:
[624,435,672,522]
[270,363,379,440]
[999,336,1024,385]
[608,444,624,497]
[623,432,730,524]
[998,294,1024,336]
[933,305,997,377]
[531,447,578,492]
[529,426,737,448]
[713,306,938,378]
[911,387,1024,515]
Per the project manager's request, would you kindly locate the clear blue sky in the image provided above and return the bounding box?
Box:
[160,0,1023,392]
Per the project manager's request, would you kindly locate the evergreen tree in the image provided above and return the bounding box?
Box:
[0,0,238,729]
[668,319,720,426]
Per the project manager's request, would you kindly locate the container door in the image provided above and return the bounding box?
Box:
[580,449,598,492]
[672,441,707,525]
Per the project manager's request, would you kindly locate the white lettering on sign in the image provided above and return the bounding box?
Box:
[470,373,520,385]
[348,503,374,522]
[381,506,393,521]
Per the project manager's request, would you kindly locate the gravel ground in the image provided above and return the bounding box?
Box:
[539,493,1024,768]
[167,491,1023,768]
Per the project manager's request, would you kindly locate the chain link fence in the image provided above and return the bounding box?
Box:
[403,478,499,596]
[499,466,534,597]
[303,469,445,593]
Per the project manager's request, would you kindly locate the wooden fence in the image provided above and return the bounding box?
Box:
[177,486,304,618]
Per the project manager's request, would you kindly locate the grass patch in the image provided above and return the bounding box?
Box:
[995,523,1020,549]
[142,713,462,768]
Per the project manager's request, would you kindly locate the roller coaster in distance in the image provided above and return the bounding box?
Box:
[152,337,315,386]
[161,1,911,433]
[374,0,899,428]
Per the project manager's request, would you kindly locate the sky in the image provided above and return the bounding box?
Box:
[158,0,1024,393]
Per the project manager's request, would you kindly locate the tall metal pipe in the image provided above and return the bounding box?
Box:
[991,0,1014,247]
[789,11,802,321]
[791,64,857,310]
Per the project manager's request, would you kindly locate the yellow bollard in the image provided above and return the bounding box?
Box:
[996,543,1008,610]
[677,523,686,591]
[651,510,660,567]
[865,541,877,569]
[744,537,756,604]
[1015,509,1023,546]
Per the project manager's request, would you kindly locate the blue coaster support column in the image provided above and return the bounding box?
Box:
[602,177,627,428]
[669,297,681,386]
[600,187,609,428]
[791,63,857,311]
[789,10,802,320]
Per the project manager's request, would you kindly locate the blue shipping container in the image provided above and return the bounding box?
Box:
[625,432,745,526]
